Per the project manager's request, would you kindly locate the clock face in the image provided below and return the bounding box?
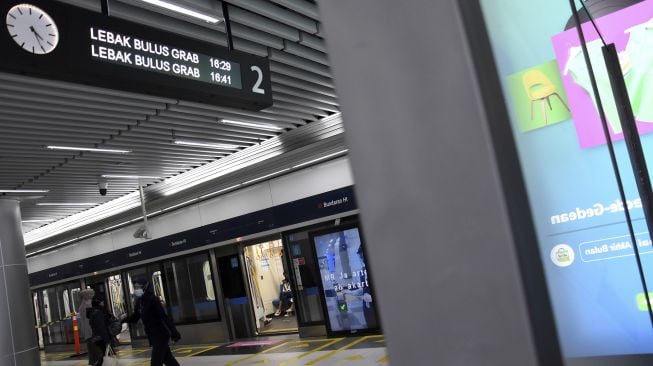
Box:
[6,3,59,55]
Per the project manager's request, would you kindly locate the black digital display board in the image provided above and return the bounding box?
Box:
[0,1,272,110]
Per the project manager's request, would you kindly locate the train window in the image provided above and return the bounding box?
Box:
[163,252,220,324]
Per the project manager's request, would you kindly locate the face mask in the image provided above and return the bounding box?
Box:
[134,289,144,297]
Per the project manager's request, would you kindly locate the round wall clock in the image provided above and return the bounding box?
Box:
[6,3,59,54]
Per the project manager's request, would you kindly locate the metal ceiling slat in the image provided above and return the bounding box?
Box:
[0,101,148,120]
[0,135,107,147]
[299,32,327,52]
[270,73,337,97]
[165,105,301,128]
[269,49,331,77]
[173,100,307,125]
[0,92,159,115]
[271,100,329,117]
[228,5,300,41]
[0,122,118,137]
[269,61,334,88]
[145,117,277,138]
[109,136,234,155]
[271,83,339,106]
[0,131,113,142]
[282,40,328,65]
[0,81,168,109]
[68,160,190,171]
[230,22,285,49]
[233,38,269,57]
[269,0,320,20]
[226,0,318,34]
[117,131,250,149]
[273,92,339,113]
[0,72,176,103]
[123,127,260,145]
[260,107,317,122]
[98,145,221,160]
[0,119,122,133]
[0,112,138,126]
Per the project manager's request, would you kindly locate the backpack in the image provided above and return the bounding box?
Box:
[106,315,122,337]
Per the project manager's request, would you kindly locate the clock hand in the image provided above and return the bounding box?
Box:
[30,26,46,41]
[29,27,46,52]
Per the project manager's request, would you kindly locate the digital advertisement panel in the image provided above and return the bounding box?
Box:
[479,0,653,360]
[312,227,378,334]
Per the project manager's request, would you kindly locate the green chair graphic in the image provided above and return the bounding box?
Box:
[522,69,570,124]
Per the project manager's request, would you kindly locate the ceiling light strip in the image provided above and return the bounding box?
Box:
[221,119,285,131]
[46,145,131,154]
[36,203,99,206]
[173,140,240,150]
[138,0,222,23]
[101,175,162,179]
[0,189,50,193]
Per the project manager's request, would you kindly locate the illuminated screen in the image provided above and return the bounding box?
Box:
[478,0,653,361]
[89,27,242,89]
[312,227,378,333]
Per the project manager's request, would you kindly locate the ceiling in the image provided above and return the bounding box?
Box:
[0,0,344,249]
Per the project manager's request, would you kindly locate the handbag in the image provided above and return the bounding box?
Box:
[102,345,119,366]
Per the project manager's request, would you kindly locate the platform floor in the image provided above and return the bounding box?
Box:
[40,335,389,365]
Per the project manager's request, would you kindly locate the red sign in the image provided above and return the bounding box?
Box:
[297,257,306,265]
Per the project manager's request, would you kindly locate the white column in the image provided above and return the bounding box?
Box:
[0,199,40,365]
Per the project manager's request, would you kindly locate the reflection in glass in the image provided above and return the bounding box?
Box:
[162,253,220,323]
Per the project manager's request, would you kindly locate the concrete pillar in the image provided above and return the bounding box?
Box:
[316,1,562,365]
[0,199,40,365]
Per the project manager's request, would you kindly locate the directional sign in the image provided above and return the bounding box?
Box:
[0,0,272,110]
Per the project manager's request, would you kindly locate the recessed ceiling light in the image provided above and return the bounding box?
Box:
[101,175,162,179]
[36,203,99,206]
[0,189,50,193]
[221,119,284,132]
[173,140,240,150]
[46,146,131,154]
[138,0,222,23]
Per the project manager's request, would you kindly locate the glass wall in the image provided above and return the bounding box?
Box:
[125,264,165,339]
[36,280,81,345]
[162,252,220,323]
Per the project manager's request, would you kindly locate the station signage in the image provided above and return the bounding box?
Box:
[0,1,272,110]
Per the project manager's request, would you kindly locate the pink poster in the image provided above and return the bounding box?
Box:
[551,1,653,149]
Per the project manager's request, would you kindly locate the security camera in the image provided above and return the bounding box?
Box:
[98,181,108,196]
[133,225,151,239]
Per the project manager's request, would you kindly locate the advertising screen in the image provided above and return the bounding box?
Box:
[477,0,653,361]
[312,226,378,334]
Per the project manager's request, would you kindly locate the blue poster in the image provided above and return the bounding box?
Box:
[313,227,378,333]
[479,0,653,359]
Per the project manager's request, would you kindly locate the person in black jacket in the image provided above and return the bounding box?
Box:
[88,297,112,366]
[122,279,181,366]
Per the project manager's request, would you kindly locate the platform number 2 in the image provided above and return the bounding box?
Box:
[251,66,265,94]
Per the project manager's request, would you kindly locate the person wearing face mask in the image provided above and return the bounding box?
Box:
[122,279,181,366]
[78,288,99,366]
